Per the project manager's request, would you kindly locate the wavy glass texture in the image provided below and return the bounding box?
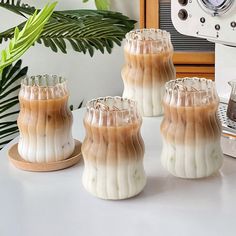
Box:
[227,80,236,121]
[17,75,75,163]
[81,97,146,200]
[160,78,223,178]
[121,29,176,117]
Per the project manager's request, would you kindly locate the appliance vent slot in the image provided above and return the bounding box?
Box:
[159,1,215,52]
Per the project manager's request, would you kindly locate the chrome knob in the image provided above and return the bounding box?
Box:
[178,9,188,20]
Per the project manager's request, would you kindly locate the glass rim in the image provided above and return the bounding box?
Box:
[86,96,137,114]
[165,77,217,95]
[21,74,66,88]
[125,28,171,42]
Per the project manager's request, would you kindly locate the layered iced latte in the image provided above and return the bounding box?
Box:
[121,29,176,116]
[82,97,146,199]
[17,75,75,163]
[161,78,223,178]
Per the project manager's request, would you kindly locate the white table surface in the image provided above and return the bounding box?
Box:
[1,108,236,236]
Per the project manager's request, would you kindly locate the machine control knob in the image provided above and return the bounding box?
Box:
[178,9,188,20]
[200,17,206,23]
[215,24,220,31]
[231,21,236,28]
[178,0,188,6]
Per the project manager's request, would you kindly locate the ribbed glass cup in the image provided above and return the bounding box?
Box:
[121,28,176,117]
[81,96,146,200]
[161,78,223,178]
[17,75,75,163]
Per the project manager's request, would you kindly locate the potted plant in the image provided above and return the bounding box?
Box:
[0,0,136,148]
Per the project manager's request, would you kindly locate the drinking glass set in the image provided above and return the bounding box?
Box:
[15,29,224,200]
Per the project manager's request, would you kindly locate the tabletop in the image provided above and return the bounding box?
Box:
[1,108,236,236]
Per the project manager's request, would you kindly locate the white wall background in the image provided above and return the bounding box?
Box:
[0,0,140,108]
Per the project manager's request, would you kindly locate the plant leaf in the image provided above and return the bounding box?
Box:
[0,65,28,92]
[0,138,18,146]
[95,0,110,10]
[0,0,27,18]
[0,110,19,119]
[0,125,18,136]
[0,6,136,56]
[0,121,17,129]
[0,129,18,140]
[0,99,19,113]
[0,95,19,106]
[0,60,27,149]
[0,2,57,72]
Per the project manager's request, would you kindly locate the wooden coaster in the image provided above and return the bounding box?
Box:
[8,139,82,172]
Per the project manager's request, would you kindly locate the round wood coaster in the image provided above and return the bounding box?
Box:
[8,139,82,172]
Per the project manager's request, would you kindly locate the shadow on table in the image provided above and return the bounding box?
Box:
[132,170,224,201]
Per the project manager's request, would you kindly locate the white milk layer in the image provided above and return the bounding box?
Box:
[161,139,223,178]
[18,132,75,163]
[82,160,146,200]
[123,84,165,117]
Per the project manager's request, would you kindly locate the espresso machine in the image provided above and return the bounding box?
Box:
[171,0,236,157]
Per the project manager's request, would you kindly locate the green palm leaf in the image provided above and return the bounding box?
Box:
[94,0,110,10]
[0,1,136,56]
[0,2,57,72]
[82,0,110,10]
[0,60,28,149]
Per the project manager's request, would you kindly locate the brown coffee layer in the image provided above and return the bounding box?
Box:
[161,101,222,145]
[17,95,73,136]
[121,50,175,87]
[82,120,145,166]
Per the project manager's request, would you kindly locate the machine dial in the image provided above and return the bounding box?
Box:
[198,0,233,15]
[178,9,188,20]
[178,0,188,6]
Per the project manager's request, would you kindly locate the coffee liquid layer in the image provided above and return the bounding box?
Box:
[82,120,144,166]
[161,102,222,145]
